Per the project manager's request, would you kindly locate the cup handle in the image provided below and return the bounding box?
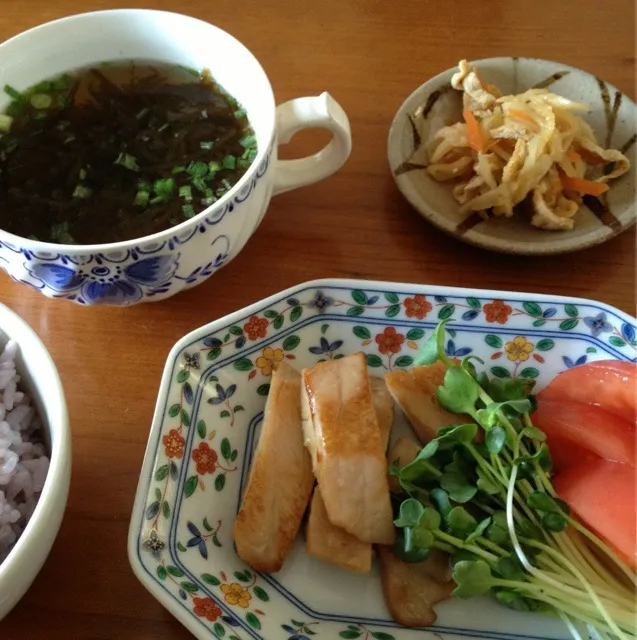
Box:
[273,92,352,195]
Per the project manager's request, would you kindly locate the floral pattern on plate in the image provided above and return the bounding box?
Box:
[129,279,635,640]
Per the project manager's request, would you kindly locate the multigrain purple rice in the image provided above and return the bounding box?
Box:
[0,340,49,563]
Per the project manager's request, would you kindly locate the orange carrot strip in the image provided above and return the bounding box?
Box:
[507,109,540,132]
[561,175,609,197]
[463,109,485,152]
[567,149,581,163]
[507,108,536,124]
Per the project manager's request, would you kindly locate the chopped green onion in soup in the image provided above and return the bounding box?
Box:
[0,61,256,243]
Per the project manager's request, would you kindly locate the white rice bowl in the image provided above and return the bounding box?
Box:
[0,340,50,563]
[0,302,70,622]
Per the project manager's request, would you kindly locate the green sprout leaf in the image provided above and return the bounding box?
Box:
[403,527,423,554]
[554,498,571,516]
[484,378,507,401]
[399,440,440,482]
[476,468,501,495]
[487,511,510,545]
[476,371,490,390]
[516,444,552,475]
[430,487,452,518]
[415,319,450,365]
[452,560,494,598]
[450,549,480,567]
[480,400,532,428]
[527,491,564,514]
[516,459,535,480]
[537,445,553,471]
[487,377,535,402]
[486,425,507,454]
[541,512,568,532]
[466,516,492,543]
[411,526,436,549]
[438,366,480,415]
[419,507,442,531]
[446,506,478,539]
[393,498,425,528]
[398,476,428,497]
[495,589,533,612]
[516,518,543,542]
[440,470,477,504]
[525,491,570,526]
[520,426,546,441]
[437,423,478,449]
[460,355,485,380]
[494,554,525,581]
[472,441,490,460]
[446,449,475,477]
[394,528,430,563]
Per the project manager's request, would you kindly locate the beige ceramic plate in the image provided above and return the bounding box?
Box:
[388,57,636,255]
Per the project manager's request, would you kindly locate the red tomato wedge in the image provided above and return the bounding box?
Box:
[587,360,636,374]
[534,400,635,467]
[537,360,637,423]
[554,459,636,570]
[543,432,600,472]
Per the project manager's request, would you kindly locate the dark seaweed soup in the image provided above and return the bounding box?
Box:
[0,61,256,244]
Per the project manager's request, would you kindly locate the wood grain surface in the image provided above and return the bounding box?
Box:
[0,1,634,638]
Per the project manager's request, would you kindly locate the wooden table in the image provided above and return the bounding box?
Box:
[1,0,634,637]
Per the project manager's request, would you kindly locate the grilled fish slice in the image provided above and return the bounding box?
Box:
[385,362,460,443]
[305,376,395,571]
[233,362,314,572]
[302,353,395,545]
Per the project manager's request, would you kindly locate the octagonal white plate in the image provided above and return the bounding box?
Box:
[128,278,636,640]
[388,57,637,255]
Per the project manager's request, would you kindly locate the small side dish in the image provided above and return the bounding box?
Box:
[424,59,631,231]
[233,321,636,638]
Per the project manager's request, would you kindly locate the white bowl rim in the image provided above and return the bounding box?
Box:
[387,56,637,256]
[0,303,71,583]
[0,8,275,253]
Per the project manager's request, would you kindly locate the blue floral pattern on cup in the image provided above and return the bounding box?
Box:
[0,140,274,306]
[28,254,180,305]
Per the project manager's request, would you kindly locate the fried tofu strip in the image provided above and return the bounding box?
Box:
[385,362,460,443]
[302,354,395,545]
[233,362,314,572]
[306,489,373,572]
[369,376,395,450]
[305,377,395,571]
